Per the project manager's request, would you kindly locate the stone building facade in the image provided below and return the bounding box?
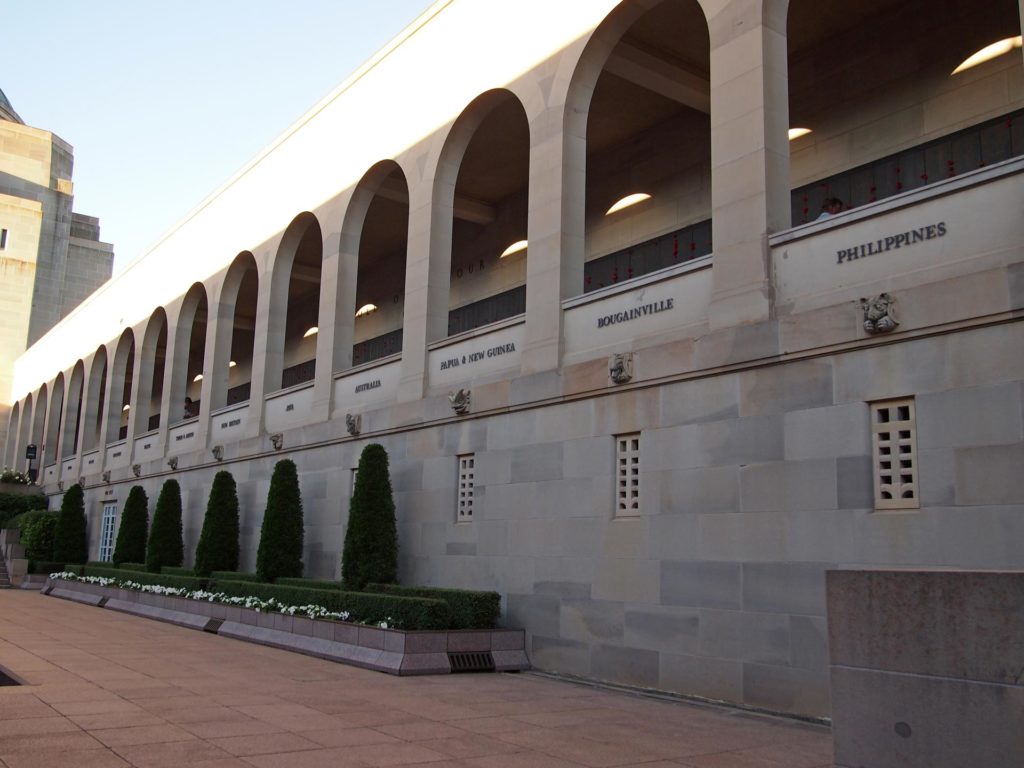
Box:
[5,0,1024,718]
[0,88,115,456]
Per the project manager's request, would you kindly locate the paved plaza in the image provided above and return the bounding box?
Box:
[0,590,831,768]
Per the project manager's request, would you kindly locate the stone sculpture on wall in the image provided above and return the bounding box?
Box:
[448,389,471,415]
[609,352,634,384]
[860,293,899,334]
[346,413,361,436]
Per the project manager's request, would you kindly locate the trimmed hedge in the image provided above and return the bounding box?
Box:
[113,486,149,567]
[342,444,398,591]
[366,583,501,630]
[120,562,147,572]
[161,566,195,577]
[0,493,47,529]
[81,565,205,591]
[256,460,304,582]
[53,484,87,565]
[32,561,65,575]
[209,570,262,584]
[213,580,451,630]
[18,511,58,565]
[146,479,183,573]
[276,577,346,592]
[194,470,240,577]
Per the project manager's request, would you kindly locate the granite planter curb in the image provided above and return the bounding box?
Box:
[42,577,529,676]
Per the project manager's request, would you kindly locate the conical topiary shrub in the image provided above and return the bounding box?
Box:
[113,485,149,566]
[255,459,303,582]
[342,443,398,591]
[145,479,183,573]
[193,470,240,577]
[53,483,88,565]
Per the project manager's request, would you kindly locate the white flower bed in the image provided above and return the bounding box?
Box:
[49,571,367,624]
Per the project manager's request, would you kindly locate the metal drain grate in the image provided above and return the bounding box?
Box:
[448,651,495,673]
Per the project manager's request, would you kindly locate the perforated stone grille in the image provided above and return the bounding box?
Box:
[871,398,919,510]
[616,434,641,516]
[458,455,475,521]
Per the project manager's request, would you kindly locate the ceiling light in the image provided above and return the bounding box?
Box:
[605,193,651,215]
[303,326,318,338]
[500,240,528,258]
[229,360,237,368]
[952,36,1022,74]
[788,127,812,140]
[192,374,203,382]
[122,404,130,412]
[355,303,378,317]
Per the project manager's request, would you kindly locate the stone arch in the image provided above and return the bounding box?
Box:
[213,252,259,409]
[17,393,32,473]
[5,401,19,470]
[429,88,531,341]
[82,345,108,453]
[61,360,86,459]
[170,282,209,422]
[106,328,136,444]
[266,212,324,392]
[337,160,409,368]
[787,0,1023,222]
[563,0,712,295]
[138,308,169,433]
[32,383,47,472]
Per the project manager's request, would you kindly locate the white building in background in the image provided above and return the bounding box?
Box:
[6,0,1024,718]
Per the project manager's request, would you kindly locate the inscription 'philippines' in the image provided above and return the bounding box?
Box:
[837,222,947,264]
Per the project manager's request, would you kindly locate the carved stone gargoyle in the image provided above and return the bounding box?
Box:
[57,480,64,492]
[609,352,634,384]
[860,292,899,335]
[167,456,178,470]
[132,464,142,478]
[78,476,85,489]
[448,388,471,415]
[101,470,111,484]
[212,445,224,461]
[270,433,284,450]
[345,413,361,436]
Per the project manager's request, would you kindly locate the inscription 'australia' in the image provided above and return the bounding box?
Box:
[355,379,381,393]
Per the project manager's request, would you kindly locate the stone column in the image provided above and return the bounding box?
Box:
[397,180,440,402]
[245,249,274,439]
[193,295,221,450]
[207,277,233,419]
[124,326,145,461]
[522,101,579,374]
[705,0,790,330]
[93,350,115,474]
[311,224,344,423]
[59,367,86,465]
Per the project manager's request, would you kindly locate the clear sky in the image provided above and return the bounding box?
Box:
[4,0,434,274]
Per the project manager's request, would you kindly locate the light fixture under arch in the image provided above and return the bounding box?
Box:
[303,326,319,338]
[605,193,651,216]
[952,36,1022,74]
[355,303,378,318]
[500,240,528,258]
[788,127,812,140]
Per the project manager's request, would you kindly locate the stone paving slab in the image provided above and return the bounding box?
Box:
[0,590,832,768]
